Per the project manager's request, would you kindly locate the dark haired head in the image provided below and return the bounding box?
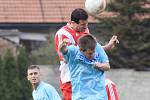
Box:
[71,8,88,24]
[78,34,96,52]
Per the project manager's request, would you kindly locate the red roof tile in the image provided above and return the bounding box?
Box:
[0,0,43,23]
[0,0,149,23]
[0,0,98,23]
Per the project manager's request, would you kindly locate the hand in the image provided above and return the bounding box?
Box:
[109,35,119,44]
[93,62,110,71]
[93,62,103,69]
[107,35,119,50]
[58,39,70,53]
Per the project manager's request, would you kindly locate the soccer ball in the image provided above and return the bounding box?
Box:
[85,0,106,15]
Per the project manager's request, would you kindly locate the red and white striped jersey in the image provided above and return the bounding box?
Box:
[105,79,119,100]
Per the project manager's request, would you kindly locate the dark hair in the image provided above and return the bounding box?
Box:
[28,65,40,70]
[71,8,88,24]
[78,34,96,52]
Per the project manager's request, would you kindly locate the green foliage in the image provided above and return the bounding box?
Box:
[17,47,32,100]
[95,0,150,70]
[0,56,4,99]
[0,48,32,100]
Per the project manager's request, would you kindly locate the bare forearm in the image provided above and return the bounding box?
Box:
[94,62,110,71]
[102,44,112,51]
[102,42,114,51]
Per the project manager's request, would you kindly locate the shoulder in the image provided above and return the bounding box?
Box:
[41,82,59,95]
[64,45,79,57]
[55,27,75,43]
[41,82,53,88]
[96,42,102,47]
[55,26,71,36]
[95,43,103,50]
[56,28,69,36]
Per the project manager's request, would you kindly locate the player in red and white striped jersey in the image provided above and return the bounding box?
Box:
[54,8,119,100]
[105,79,119,100]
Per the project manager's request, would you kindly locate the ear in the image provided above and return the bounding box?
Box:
[27,76,30,80]
[80,48,86,52]
[80,48,83,51]
[70,21,77,25]
[71,21,75,23]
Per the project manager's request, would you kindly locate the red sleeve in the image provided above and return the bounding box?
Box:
[55,34,70,61]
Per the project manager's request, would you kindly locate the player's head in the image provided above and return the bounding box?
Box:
[78,34,96,60]
[70,8,88,32]
[71,8,88,24]
[27,65,41,86]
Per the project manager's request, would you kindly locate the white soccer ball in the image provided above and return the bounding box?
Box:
[85,0,106,15]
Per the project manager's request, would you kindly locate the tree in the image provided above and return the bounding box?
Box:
[17,47,32,100]
[0,56,4,99]
[91,0,150,70]
[0,48,32,100]
[2,49,19,100]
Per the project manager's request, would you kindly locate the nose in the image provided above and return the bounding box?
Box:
[83,26,87,29]
[81,26,87,31]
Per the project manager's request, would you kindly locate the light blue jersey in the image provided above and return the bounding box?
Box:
[63,43,109,100]
[32,82,61,100]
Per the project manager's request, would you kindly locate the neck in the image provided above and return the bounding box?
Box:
[32,82,40,90]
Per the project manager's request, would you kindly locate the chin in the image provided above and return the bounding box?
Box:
[88,58,93,60]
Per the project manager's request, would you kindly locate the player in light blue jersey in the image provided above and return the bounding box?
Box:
[27,65,61,100]
[59,34,110,100]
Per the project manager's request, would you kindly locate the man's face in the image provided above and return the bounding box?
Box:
[82,49,95,60]
[27,68,41,85]
[73,20,88,32]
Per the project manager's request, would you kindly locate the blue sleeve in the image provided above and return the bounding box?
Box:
[63,45,78,62]
[96,43,109,63]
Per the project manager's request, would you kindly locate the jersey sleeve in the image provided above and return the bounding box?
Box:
[96,43,109,63]
[62,45,77,63]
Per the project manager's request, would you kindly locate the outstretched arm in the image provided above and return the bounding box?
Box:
[102,35,119,51]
